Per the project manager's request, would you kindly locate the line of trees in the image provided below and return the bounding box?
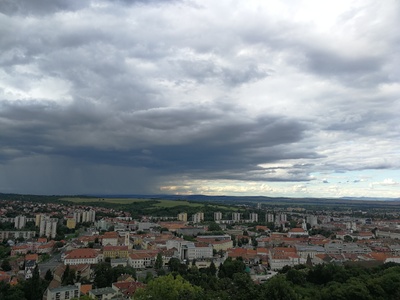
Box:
[135,260,400,300]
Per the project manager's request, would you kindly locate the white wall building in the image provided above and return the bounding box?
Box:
[249,213,258,223]
[232,212,241,222]
[214,212,222,221]
[38,215,57,239]
[14,215,27,229]
[266,213,274,223]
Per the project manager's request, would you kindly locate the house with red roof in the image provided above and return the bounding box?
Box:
[64,248,99,265]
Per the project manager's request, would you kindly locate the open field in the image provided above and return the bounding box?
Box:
[60,197,206,208]
[153,200,203,208]
[59,197,150,204]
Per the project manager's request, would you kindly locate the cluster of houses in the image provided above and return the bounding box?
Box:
[4,199,400,298]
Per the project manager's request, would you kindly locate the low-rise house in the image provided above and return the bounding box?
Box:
[288,228,309,238]
[0,271,10,283]
[25,254,38,279]
[111,258,128,267]
[112,280,145,298]
[88,287,117,300]
[64,248,99,265]
[128,251,158,269]
[295,245,325,259]
[103,245,129,259]
[44,283,81,300]
[101,232,119,246]
[269,247,303,270]
[196,237,233,251]
[325,243,371,255]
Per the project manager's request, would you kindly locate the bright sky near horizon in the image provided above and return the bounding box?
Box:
[0,0,399,198]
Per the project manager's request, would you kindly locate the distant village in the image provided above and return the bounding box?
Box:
[1,198,400,299]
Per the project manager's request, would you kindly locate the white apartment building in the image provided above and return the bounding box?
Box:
[192,212,204,224]
[74,210,96,223]
[266,213,275,223]
[64,249,99,265]
[166,239,213,261]
[232,212,241,222]
[214,212,222,221]
[306,215,318,227]
[250,213,258,223]
[14,215,27,229]
[45,283,81,300]
[177,212,188,222]
[38,215,57,239]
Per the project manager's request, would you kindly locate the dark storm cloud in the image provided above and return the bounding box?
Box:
[0,0,87,16]
[1,0,399,196]
[0,99,315,183]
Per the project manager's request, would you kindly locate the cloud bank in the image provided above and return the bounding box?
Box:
[0,0,399,197]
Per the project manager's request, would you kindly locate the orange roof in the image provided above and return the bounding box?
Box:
[129,251,157,260]
[81,284,93,295]
[103,231,119,237]
[25,254,39,261]
[0,271,10,283]
[256,226,269,231]
[366,252,388,261]
[273,247,297,253]
[104,245,128,251]
[290,228,306,232]
[66,248,98,259]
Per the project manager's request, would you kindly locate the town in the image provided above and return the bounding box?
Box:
[1,196,400,299]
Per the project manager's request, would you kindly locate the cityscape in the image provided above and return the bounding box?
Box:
[1,195,400,299]
[1,0,400,299]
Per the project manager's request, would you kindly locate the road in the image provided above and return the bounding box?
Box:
[38,252,62,277]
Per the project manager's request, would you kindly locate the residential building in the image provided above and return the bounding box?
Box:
[266,213,274,223]
[25,253,38,279]
[66,217,76,229]
[249,213,258,223]
[288,228,309,238]
[192,212,204,224]
[214,212,222,221]
[88,287,117,300]
[14,215,27,229]
[44,283,81,300]
[269,247,303,270]
[177,213,187,222]
[128,251,158,269]
[306,215,318,227]
[103,245,129,259]
[101,231,119,246]
[64,248,99,265]
[38,215,58,239]
[0,230,36,241]
[232,212,241,222]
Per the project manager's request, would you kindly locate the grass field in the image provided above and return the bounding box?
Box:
[153,200,203,208]
[59,197,151,204]
[60,197,204,208]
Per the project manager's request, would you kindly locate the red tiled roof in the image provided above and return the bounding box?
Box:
[66,248,98,259]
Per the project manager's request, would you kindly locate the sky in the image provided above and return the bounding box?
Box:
[0,0,399,198]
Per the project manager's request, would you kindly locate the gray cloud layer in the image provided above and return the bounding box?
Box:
[0,0,399,195]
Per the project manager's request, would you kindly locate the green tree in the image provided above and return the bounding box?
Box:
[93,262,112,288]
[135,274,203,300]
[218,257,246,279]
[209,261,217,276]
[260,275,298,300]
[24,266,47,300]
[45,269,53,282]
[155,253,163,271]
[208,222,222,232]
[1,258,11,271]
[168,257,181,272]
[111,265,136,282]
